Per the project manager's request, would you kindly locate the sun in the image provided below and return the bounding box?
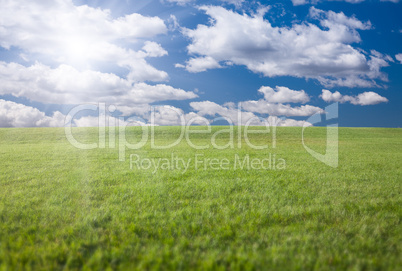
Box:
[59,34,94,68]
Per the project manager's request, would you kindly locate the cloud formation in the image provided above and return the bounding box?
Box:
[0,99,65,127]
[189,86,322,126]
[164,0,193,6]
[182,56,222,73]
[0,98,312,128]
[220,0,246,7]
[0,99,213,128]
[181,6,391,88]
[0,62,197,116]
[0,0,169,82]
[258,86,310,104]
[151,105,209,126]
[241,100,324,117]
[321,89,388,105]
[239,86,323,117]
[190,101,312,126]
[292,0,399,5]
[396,53,402,64]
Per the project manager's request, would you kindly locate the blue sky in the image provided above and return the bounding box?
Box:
[0,0,401,127]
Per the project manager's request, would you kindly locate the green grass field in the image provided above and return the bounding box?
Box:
[0,127,401,270]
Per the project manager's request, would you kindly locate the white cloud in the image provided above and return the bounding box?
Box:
[187,84,323,125]
[0,0,169,82]
[190,84,323,122]
[182,6,391,88]
[151,105,209,126]
[181,56,222,73]
[292,0,399,5]
[220,0,245,7]
[293,0,363,5]
[72,115,108,128]
[175,63,186,69]
[292,0,309,4]
[0,62,198,115]
[396,53,402,64]
[267,116,312,127]
[0,99,65,127]
[0,99,154,128]
[167,15,180,31]
[0,99,313,128]
[190,101,256,125]
[192,101,314,126]
[0,99,210,127]
[74,106,209,127]
[142,42,168,58]
[190,100,316,126]
[163,0,193,6]
[321,89,388,105]
[309,7,372,31]
[241,100,324,116]
[0,0,167,48]
[355,91,388,105]
[258,86,310,104]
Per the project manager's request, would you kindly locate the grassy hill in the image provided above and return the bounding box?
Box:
[0,127,401,270]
